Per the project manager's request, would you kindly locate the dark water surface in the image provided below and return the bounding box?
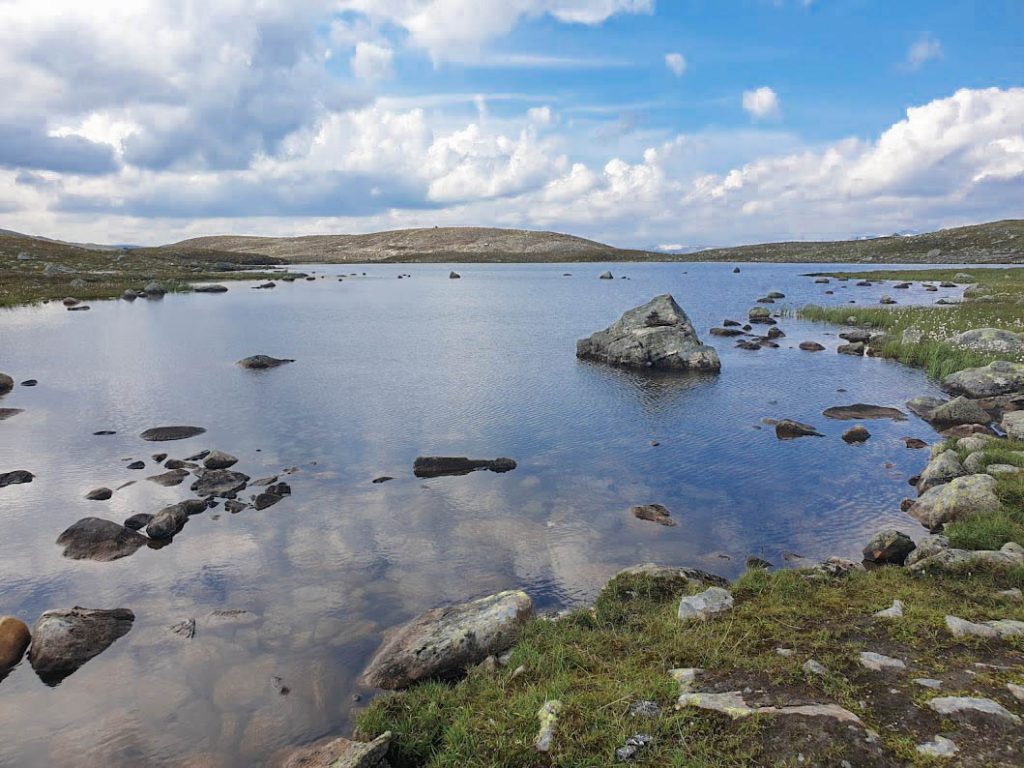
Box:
[0,262,960,766]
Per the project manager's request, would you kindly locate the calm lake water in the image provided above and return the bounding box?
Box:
[0,262,961,766]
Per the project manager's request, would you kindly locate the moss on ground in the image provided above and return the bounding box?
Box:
[357,566,1024,767]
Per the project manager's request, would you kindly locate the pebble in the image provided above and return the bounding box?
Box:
[917,735,958,758]
[873,600,904,619]
[802,659,827,676]
[912,678,942,689]
[858,652,906,672]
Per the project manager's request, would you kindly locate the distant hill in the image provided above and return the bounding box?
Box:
[170,227,658,263]
[685,220,1024,264]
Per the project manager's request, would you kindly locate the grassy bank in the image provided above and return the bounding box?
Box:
[0,233,290,308]
[799,267,1024,379]
[357,565,1024,767]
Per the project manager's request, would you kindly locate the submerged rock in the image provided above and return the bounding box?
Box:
[413,456,516,478]
[576,295,721,372]
[191,469,250,497]
[908,474,1001,531]
[774,420,823,439]
[360,590,533,689]
[140,425,206,442]
[0,470,34,488]
[56,518,149,561]
[631,503,677,527]
[237,355,295,370]
[823,404,907,421]
[942,361,1024,398]
[29,607,134,684]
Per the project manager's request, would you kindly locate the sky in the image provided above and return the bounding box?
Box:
[0,0,1022,249]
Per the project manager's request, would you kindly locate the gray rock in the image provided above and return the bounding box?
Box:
[917,735,958,758]
[927,696,1021,724]
[534,699,562,752]
[193,284,228,293]
[677,587,734,622]
[146,502,194,540]
[85,487,113,501]
[0,469,34,487]
[615,734,654,762]
[143,281,166,296]
[949,328,1024,355]
[947,615,1024,639]
[799,341,825,351]
[837,342,866,356]
[879,295,896,304]
[802,659,828,675]
[203,450,238,470]
[123,513,153,531]
[29,607,135,684]
[56,518,149,561]
[957,435,993,454]
[943,361,1024,398]
[140,425,206,441]
[237,355,295,370]
[1003,410,1024,440]
[449,271,461,279]
[906,396,946,419]
[858,652,905,672]
[908,474,1001,530]
[748,306,775,324]
[576,295,721,372]
[863,529,915,565]
[806,557,865,578]
[279,731,392,768]
[874,600,905,619]
[146,468,189,487]
[613,563,729,590]
[360,590,533,689]
[191,469,250,497]
[927,396,992,427]
[599,271,614,279]
[839,329,872,343]
[909,542,1024,572]
[913,678,943,689]
[987,463,1024,476]
[916,451,967,494]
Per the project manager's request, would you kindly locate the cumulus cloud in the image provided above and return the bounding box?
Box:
[905,33,943,70]
[352,41,395,81]
[742,87,781,120]
[665,52,687,77]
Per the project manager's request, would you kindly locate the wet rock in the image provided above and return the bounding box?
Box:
[748,307,776,325]
[631,503,676,526]
[361,590,533,689]
[766,327,785,339]
[85,487,113,501]
[191,469,250,497]
[123,513,154,531]
[29,607,135,684]
[774,420,823,439]
[237,355,295,370]
[193,284,228,293]
[908,474,1000,530]
[927,696,1020,725]
[677,587,734,622]
[858,651,905,672]
[0,408,24,421]
[185,449,210,461]
[413,456,516,478]
[225,500,248,513]
[144,281,166,296]
[147,468,189,487]
[164,459,197,470]
[279,731,392,768]
[710,327,744,337]
[837,342,866,356]
[449,271,461,279]
[203,450,238,470]
[0,616,31,672]
[917,451,967,494]
[823,403,907,421]
[0,372,13,396]
[0,470,34,487]
[151,452,167,462]
[56,518,149,561]
[534,700,563,752]
[879,295,896,304]
[799,341,825,351]
[927,396,992,427]
[576,294,721,372]
[253,491,285,510]
[842,426,871,443]
[146,500,206,539]
[723,319,741,327]
[372,476,394,484]
[943,361,1024,398]
[862,529,915,565]
[839,329,872,343]
[904,437,928,449]
[126,460,145,470]
[140,425,206,441]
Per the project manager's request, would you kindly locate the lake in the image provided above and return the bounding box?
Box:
[0,262,960,766]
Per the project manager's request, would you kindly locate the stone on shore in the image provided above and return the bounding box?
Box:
[237,355,295,370]
[0,616,31,671]
[140,425,206,442]
[942,361,1024,398]
[909,542,1024,572]
[534,700,563,752]
[677,587,734,622]
[858,651,905,672]
[1002,411,1024,440]
[908,474,1001,531]
[279,731,392,768]
[774,420,823,439]
[862,529,915,565]
[29,607,135,684]
[144,281,166,297]
[948,328,1024,355]
[916,450,967,494]
[413,456,516,478]
[360,590,533,689]
[927,396,992,428]
[576,295,721,372]
[56,518,149,561]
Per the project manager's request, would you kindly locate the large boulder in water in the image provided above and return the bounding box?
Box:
[908,474,1001,531]
[56,518,149,561]
[191,469,249,497]
[360,590,533,690]
[942,361,1024,398]
[576,294,720,372]
[29,607,134,684]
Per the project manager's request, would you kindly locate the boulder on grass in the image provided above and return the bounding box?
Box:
[863,529,916,565]
[908,474,1001,531]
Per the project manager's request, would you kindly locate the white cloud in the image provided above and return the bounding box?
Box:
[351,42,395,81]
[528,106,554,125]
[906,33,943,71]
[742,87,781,120]
[665,52,687,77]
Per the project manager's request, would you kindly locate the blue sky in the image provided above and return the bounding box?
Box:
[0,0,1021,247]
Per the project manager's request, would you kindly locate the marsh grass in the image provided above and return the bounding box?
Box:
[357,567,1024,767]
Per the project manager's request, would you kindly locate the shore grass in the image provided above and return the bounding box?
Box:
[357,566,1024,767]
[0,234,290,308]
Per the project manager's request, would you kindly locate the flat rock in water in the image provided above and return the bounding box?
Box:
[237,355,295,370]
[191,469,249,497]
[631,503,677,526]
[774,420,823,439]
[360,590,533,690]
[576,294,721,372]
[85,487,113,501]
[29,607,134,685]
[413,456,516,478]
[56,518,149,561]
[193,284,228,293]
[146,468,189,487]
[140,426,206,442]
[0,470,34,488]
[823,404,907,421]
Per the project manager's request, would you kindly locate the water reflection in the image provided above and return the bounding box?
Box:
[0,262,964,766]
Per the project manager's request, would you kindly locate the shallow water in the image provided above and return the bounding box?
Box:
[0,262,961,766]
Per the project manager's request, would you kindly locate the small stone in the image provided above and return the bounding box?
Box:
[85,487,113,501]
[677,587,733,622]
[670,667,700,692]
[997,588,1023,601]
[615,734,654,762]
[776,648,794,657]
[799,341,825,352]
[126,461,145,470]
[802,659,827,676]
[842,425,871,443]
[203,450,238,470]
[1008,683,1024,702]
[873,600,904,619]
[628,700,661,718]
[946,615,998,639]
[858,652,905,672]
[534,699,562,752]
[927,696,1021,724]
[774,419,823,439]
[913,678,942,689]
[917,735,958,758]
